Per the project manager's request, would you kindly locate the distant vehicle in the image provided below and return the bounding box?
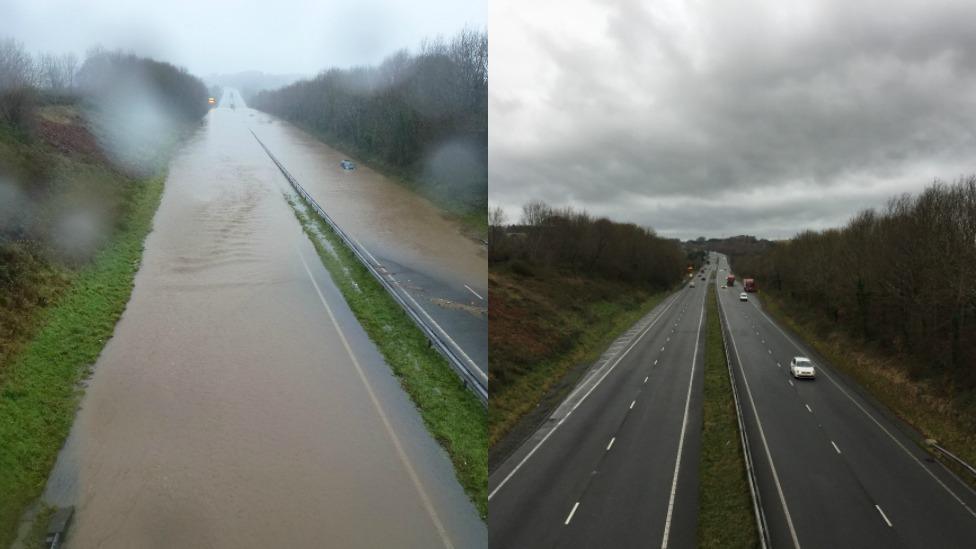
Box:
[727,274,735,286]
[744,278,756,292]
[689,281,696,288]
[340,159,356,170]
[790,357,816,379]
[721,284,727,289]
[207,97,216,105]
[739,292,748,301]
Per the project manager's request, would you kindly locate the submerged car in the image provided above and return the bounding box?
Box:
[340,159,356,170]
[739,292,748,301]
[790,356,816,379]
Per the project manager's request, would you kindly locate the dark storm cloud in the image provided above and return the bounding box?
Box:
[490,0,976,239]
[0,0,484,76]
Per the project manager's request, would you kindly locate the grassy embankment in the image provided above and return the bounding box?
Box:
[0,109,166,547]
[285,195,488,518]
[697,281,760,548]
[758,291,976,487]
[488,264,667,453]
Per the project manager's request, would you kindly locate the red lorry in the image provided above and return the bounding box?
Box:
[744,278,756,292]
[726,274,735,286]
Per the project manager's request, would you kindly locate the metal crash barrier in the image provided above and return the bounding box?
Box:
[251,130,488,405]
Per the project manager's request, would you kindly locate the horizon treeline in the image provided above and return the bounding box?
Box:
[490,200,686,289]
[251,28,487,217]
[0,39,208,131]
[734,176,976,385]
[76,49,209,123]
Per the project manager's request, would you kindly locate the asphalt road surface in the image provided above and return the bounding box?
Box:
[715,253,976,548]
[40,89,485,549]
[489,266,712,548]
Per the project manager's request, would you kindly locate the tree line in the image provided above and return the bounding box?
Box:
[251,29,487,215]
[0,38,208,131]
[490,200,687,289]
[733,177,976,384]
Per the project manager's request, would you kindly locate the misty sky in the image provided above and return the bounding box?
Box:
[1,0,484,77]
[490,0,976,239]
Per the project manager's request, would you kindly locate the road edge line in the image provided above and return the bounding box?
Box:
[717,263,797,549]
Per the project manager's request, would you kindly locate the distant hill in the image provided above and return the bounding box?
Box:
[205,71,306,101]
[684,235,775,259]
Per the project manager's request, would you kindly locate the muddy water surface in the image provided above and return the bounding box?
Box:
[42,92,485,548]
[247,98,488,373]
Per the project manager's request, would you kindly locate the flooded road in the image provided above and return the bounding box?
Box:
[41,90,486,548]
[247,103,487,374]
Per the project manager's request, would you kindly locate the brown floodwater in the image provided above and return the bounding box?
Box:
[249,112,486,293]
[41,91,486,548]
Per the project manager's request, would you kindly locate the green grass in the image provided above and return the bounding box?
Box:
[489,266,668,449]
[759,291,976,489]
[20,504,54,549]
[697,284,760,548]
[286,196,488,518]
[0,175,164,548]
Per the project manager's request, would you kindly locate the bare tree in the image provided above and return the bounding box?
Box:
[38,52,78,90]
[0,38,38,127]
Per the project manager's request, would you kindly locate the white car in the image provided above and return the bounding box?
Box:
[739,292,748,301]
[721,284,727,289]
[689,281,696,288]
[790,357,816,379]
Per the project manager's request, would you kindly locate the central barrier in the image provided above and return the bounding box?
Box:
[251,130,488,404]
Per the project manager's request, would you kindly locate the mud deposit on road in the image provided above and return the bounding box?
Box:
[41,94,485,548]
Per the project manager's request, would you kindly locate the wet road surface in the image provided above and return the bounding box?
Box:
[41,90,486,548]
[242,93,487,376]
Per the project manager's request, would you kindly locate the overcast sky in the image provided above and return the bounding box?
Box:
[1,0,484,77]
[490,0,976,239]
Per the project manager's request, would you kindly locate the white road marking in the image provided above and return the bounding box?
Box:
[777,362,781,367]
[644,376,649,384]
[298,248,453,548]
[832,441,842,454]
[720,294,802,549]
[661,347,665,352]
[654,359,658,365]
[749,302,976,518]
[876,505,893,527]
[488,292,682,501]
[667,337,670,342]
[630,400,637,410]
[789,379,795,387]
[607,437,616,451]
[768,349,772,354]
[661,291,706,549]
[805,404,813,413]
[565,502,580,525]
[463,284,484,300]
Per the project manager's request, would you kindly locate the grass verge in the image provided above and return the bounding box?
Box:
[285,195,488,518]
[697,284,760,548]
[489,266,668,453]
[759,291,976,488]
[0,175,164,548]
